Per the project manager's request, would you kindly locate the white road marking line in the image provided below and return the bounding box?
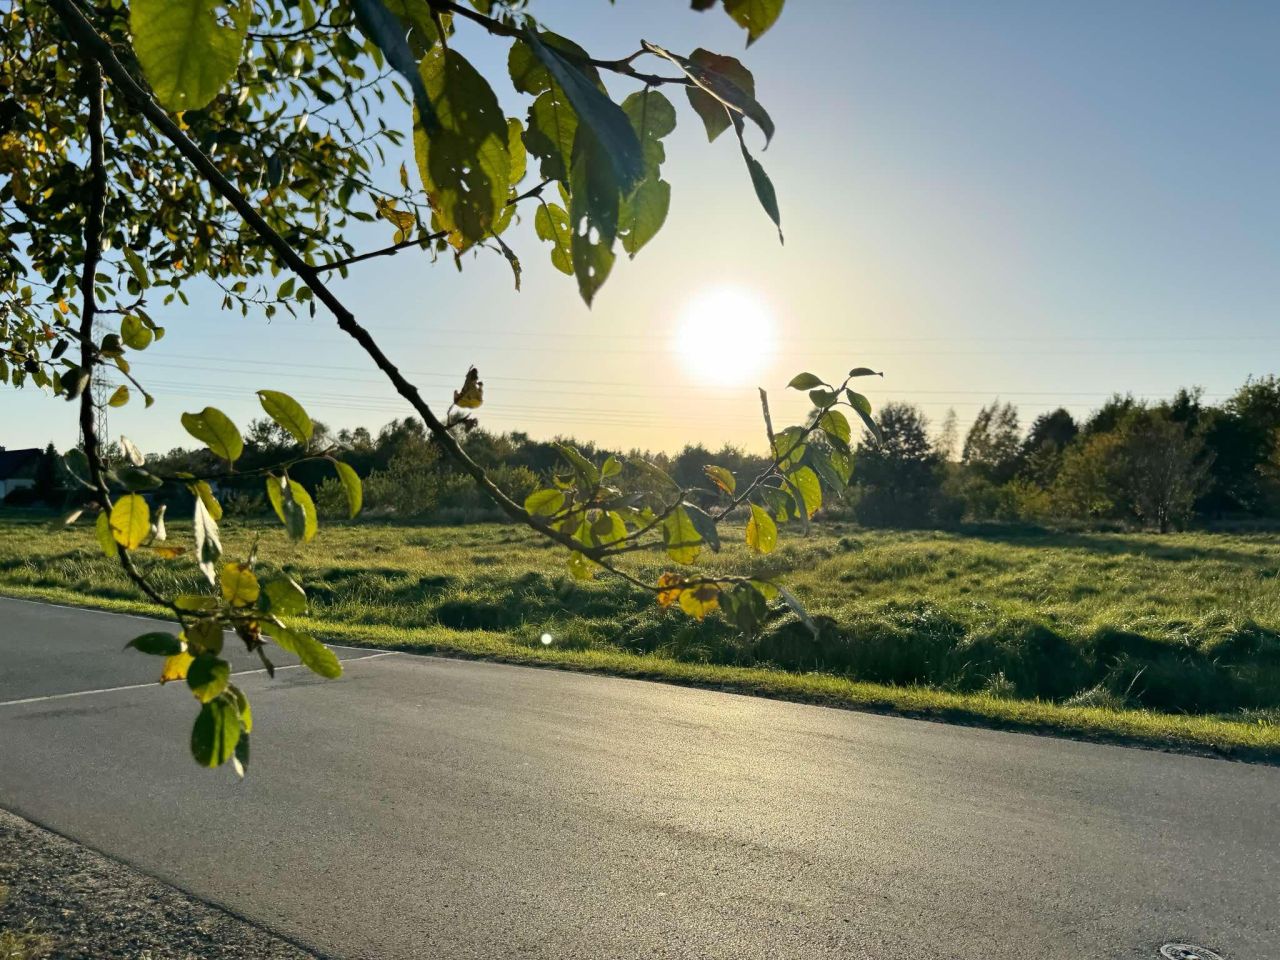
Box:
[0,652,399,708]
[0,595,374,654]
[0,594,166,622]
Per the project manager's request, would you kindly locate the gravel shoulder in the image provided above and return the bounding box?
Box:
[0,808,319,960]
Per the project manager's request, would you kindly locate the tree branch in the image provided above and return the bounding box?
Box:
[316,179,552,275]
[75,54,172,613]
[49,0,615,565]
[433,1,692,87]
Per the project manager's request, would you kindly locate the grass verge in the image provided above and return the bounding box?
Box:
[5,581,1279,764]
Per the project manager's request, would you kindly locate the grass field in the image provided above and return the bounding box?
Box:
[2,511,1280,760]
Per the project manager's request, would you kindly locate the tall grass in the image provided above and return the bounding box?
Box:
[3,513,1279,756]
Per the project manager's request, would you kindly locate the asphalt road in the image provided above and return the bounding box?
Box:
[1,596,1276,959]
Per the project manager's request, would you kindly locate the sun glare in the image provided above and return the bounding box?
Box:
[673,286,776,387]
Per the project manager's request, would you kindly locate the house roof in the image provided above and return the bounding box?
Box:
[0,448,42,480]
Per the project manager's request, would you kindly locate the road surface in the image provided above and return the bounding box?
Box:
[1,596,1276,959]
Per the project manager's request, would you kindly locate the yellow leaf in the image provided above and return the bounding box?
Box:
[57,298,69,314]
[108,384,130,407]
[678,583,720,621]
[95,511,117,558]
[109,494,151,550]
[746,504,777,554]
[150,544,186,559]
[160,650,194,683]
[656,572,683,608]
[452,366,483,409]
[220,562,260,607]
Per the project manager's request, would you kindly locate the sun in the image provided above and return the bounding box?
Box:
[673,286,777,387]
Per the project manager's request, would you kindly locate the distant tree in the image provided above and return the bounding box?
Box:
[962,401,1021,484]
[1082,394,1139,437]
[1017,408,1078,486]
[34,441,60,503]
[1200,376,1280,515]
[1053,406,1210,531]
[852,402,945,527]
[1114,409,1211,533]
[935,407,959,462]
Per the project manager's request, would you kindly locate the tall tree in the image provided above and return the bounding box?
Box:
[962,400,1021,484]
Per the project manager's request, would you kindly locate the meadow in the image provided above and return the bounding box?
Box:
[3,512,1280,760]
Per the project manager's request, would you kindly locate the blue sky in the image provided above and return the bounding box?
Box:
[5,0,1278,455]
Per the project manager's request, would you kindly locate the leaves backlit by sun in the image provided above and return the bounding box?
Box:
[674,286,776,387]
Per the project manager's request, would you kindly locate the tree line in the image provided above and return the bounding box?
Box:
[12,373,1279,534]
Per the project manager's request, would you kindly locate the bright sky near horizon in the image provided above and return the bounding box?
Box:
[4,0,1278,456]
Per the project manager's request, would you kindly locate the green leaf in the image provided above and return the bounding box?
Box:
[788,372,824,390]
[682,503,721,552]
[819,409,851,445]
[723,0,786,44]
[181,407,243,463]
[256,390,313,446]
[120,315,153,350]
[525,488,565,517]
[566,549,596,581]
[746,503,777,554]
[266,476,317,542]
[846,389,883,443]
[809,388,838,408]
[122,248,149,289]
[230,683,253,734]
[618,175,670,260]
[848,367,883,378]
[184,619,224,656]
[191,698,240,767]
[412,46,509,248]
[643,42,775,146]
[733,115,783,243]
[524,88,578,184]
[534,202,574,275]
[809,445,849,494]
[662,507,702,565]
[109,494,150,550]
[126,632,184,656]
[682,49,755,143]
[333,460,363,519]
[261,576,308,616]
[108,385,130,408]
[505,117,527,188]
[272,626,343,679]
[187,655,231,704]
[618,90,675,258]
[117,465,162,492]
[130,0,250,112]
[555,443,601,492]
[175,594,218,612]
[524,30,643,193]
[568,125,619,305]
[845,390,872,416]
[722,582,768,635]
[350,0,440,131]
[772,427,806,468]
[787,465,822,518]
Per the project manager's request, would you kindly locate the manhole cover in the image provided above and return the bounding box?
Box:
[1160,945,1224,960]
